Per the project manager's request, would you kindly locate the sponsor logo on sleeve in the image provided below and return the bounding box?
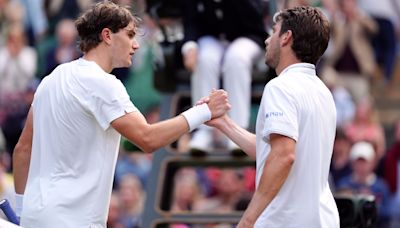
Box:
[266,111,284,119]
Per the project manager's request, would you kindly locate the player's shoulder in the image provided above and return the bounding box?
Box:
[72,59,121,86]
[265,74,294,93]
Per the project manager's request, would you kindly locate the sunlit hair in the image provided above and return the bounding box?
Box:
[75,1,140,52]
[273,6,330,65]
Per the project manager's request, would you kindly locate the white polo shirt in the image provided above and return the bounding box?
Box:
[255,63,339,228]
[21,58,138,228]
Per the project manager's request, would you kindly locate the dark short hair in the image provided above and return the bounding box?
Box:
[274,6,330,65]
[75,1,137,52]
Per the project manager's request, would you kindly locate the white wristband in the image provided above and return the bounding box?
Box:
[15,193,23,217]
[181,103,211,132]
[181,41,198,55]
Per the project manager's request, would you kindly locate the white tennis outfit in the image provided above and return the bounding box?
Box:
[21,58,138,228]
[255,63,339,227]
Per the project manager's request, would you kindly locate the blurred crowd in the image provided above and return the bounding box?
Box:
[0,0,399,227]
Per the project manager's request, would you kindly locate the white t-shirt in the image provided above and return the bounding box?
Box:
[21,58,138,228]
[254,63,339,228]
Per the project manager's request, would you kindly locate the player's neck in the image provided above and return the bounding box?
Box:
[83,48,113,73]
[276,56,301,75]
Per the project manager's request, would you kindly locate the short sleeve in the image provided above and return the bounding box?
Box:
[261,83,298,142]
[87,78,138,130]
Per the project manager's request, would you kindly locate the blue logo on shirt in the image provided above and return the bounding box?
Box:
[266,112,283,118]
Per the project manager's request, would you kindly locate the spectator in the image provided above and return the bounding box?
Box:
[330,129,352,188]
[2,80,37,172]
[107,193,124,228]
[0,24,36,95]
[0,0,9,45]
[358,0,400,85]
[114,149,152,189]
[0,0,25,45]
[0,23,37,125]
[118,174,145,228]
[322,0,378,103]
[344,97,386,161]
[170,168,205,212]
[197,168,246,213]
[44,19,80,76]
[322,67,355,128]
[181,0,268,153]
[19,0,48,46]
[44,0,93,36]
[383,120,400,226]
[337,141,392,228]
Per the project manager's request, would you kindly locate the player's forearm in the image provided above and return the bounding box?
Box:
[13,108,33,194]
[240,143,295,225]
[13,144,31,194]
[139,115,190,153]
[214,116,256,158]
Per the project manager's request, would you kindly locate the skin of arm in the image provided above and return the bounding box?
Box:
[13,108,33,194]
[112,89,230,153]
[237,133,296,227]
[111,112,190,153]
[207,114,256,159]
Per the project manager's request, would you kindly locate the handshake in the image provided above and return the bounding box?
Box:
[181,89,231,132]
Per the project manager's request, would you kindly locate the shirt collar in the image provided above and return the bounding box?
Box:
[279,63,316,76]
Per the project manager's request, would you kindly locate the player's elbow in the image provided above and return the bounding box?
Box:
[141,145,156,154]
[283,153,295,166]
[139,135,159,154]
[274,149,295,168]
[279,142,296,166]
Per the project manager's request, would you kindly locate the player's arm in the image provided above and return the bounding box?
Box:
[208,115,256,159]
[237,134,295,227]
[112,90,230,153]
[112,112,190,153]
[13,107,33,194]
[13,107,33,217]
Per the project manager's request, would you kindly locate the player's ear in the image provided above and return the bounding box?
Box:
[100,28,112,45]
[281,30,293,47]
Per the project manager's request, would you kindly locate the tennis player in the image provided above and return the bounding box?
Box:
[206,6,339,228]
[12,2,230,228]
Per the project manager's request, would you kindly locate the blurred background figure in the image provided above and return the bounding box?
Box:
[0,23,37,152]
[0,0,25,45]
[196,168,246,213]
[330,129,353,190]
[344,97,386,161]
[117,174,145,228]
[44,18,80,76]
[383,120,400,227]
[322,67,355,128]
[322,0,378,103]
[44,0,93,35]
[0,24,36,97]
[0,0,10,45]
[170,168,205,213]
[107,193,124,228]
[114,147,152,190]
[337,141,392,228]
[19,0,48,46]
[358,0,400,86]
[1,80,37,172]
[181,0,268,153]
